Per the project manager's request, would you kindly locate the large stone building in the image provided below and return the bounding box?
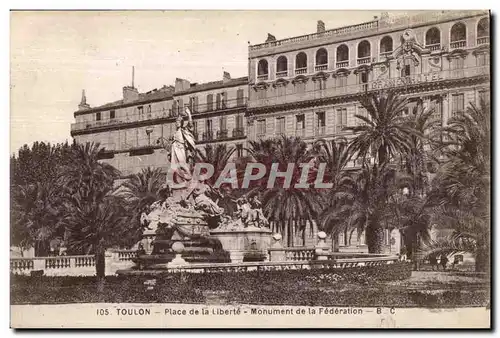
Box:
[71,10,490,250]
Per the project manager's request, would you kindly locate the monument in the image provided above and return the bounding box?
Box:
[118,107,272,274]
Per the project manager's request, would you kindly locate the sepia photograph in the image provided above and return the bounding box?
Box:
[9,9,491,329]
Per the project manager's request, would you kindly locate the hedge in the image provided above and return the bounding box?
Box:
[10,263,489,307]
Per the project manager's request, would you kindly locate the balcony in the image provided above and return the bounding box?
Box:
[216,129,229,140]
[426,43,441,51]
[357,56,371,65]
[379,51,392,58]
[336,61,349,68]
[314,126,326,137]
[257,74,269,81]
[295,67,307,75]
[248,65,490,110]
[232,128,245,138]
[450,40,466,49]
[315,64,328,72]
[477,36,489,45]
[71,98,247,133]
[276,70,288,78]
[202,131,214,141]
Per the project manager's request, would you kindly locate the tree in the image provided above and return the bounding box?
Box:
[343,91,419,253]
[10,180,64,256]
[10,141,73,255]
[311,138,352,250]
[194,144,239,214]
[58,142,124,278]
[423,100,490,272]
[321,164,400,253]
[247,136,321,246]
[346,90,416,166]
[118,167,166,236]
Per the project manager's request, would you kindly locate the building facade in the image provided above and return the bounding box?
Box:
[71,10,490,250]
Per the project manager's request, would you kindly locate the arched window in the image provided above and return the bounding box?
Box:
[295,52,308,74]
[257,59,269,79]
[450,22,467,48]
[477,17,489,45]
[336,44,349,67]
[425,27,441,50]
[380,36,393,54]
[276,56,288,76]
[357,40,371,64]
[315,48,328,65]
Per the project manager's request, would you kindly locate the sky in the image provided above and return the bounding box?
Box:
[10,10,389,154]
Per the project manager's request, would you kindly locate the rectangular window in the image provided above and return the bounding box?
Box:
[337,76,347,87]
[236,144,243,158]
[357,106,369,124]
[207,94,214,111]
[296,114,305,129]
[110,110,115,119]
[236,89,245,106]
[236,114,244,129]
[451,93,465,116]
[316,112,326,136]
[402,65,411,77]
[478,90,489,105]
[315,79,326,91]
[189,96,198,113]
[276,117,286,135]
[277,85,286,96]
[206,119,213,132]
[216,93,222,109]
[476,53,489,66]
[257,119,266,135]
[257,89,267,100]
[137,106,144,116]
[451,57,464,70]
[336,108,347,132]
[147,105,151,114]
[222,92,227,109]
[219,116,227,131]
[96,112,101,121]
[316,112,326,127]
[295,82,306,94]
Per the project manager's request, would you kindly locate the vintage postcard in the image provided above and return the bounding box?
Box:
[10,10,491,329]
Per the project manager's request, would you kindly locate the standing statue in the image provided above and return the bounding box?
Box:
[170,107,196,185]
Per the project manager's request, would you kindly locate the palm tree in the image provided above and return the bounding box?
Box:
[422,100,490,272]
[61,193,131,277]
[346,90,416,166]
[247,135,321,246]
[118,167,166,234]
[58,142,124,278]
[194,144,238,213]
[321,164,400,253]
[10,181,64,256]
[311,138,352,250]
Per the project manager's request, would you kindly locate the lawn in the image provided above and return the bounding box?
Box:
[10,264,490,308]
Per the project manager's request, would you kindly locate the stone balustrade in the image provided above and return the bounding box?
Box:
[10,249,137,277]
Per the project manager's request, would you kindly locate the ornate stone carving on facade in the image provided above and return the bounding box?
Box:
[291,75,309,85]
[446,48,468,60]
[311,71,330,82]
[428,56,442,71]
[353,64,373,75]
[332,68,351,78]
[272,78,290,88]
[252,82,270,91]
[393,29,426,70]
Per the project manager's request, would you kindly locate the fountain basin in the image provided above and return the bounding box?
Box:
[210,226,272,263]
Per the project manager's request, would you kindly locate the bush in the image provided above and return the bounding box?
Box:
[10,262,488,307]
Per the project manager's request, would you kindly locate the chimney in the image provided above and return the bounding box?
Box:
[174,78,191,93]
[78,89,90,111]
[123,66,139,103]
[317,20,325,33]
[223,71,231,83]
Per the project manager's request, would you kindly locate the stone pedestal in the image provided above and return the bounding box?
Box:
[314,231,330,260]
[210,227,272,263]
